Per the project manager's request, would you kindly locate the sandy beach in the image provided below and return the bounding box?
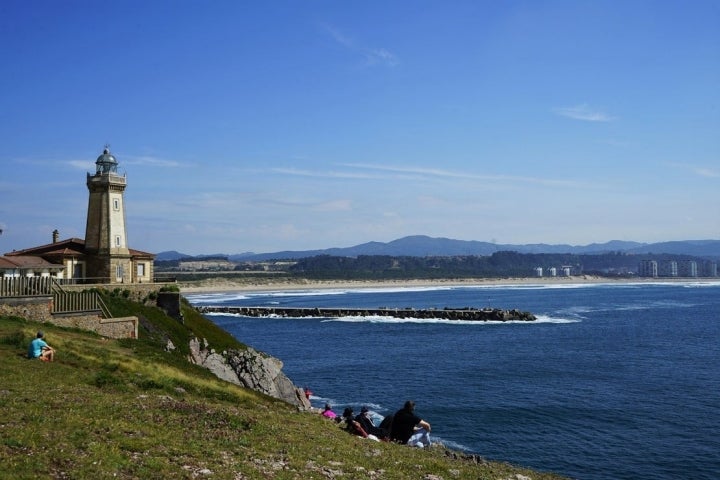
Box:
[177,275,712,294]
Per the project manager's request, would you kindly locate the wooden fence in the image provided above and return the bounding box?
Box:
[0,276,53,297]
[52,289,112,317]
[1,277,111,317]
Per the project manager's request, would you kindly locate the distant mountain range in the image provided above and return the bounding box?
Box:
[155,236,720,262]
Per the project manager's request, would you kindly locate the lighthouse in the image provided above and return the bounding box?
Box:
[84,146,132,283]
[5,145,154,285]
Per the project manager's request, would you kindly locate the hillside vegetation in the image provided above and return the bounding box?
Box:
[0,295,567,479]
[158,251,717,282]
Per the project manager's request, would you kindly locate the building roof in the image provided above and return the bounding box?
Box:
[129,248,155,258]
[5,238,86,257]
[0,255,64,270]
[5,237,154,260]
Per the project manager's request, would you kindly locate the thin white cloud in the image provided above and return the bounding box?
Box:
[6,156,93,171]
[342,163,587,188]
[693,167,720,178]
[553,104,616,122]
[323,23,353,48]
[271,167,379,179]
[315,199,352,212]
[364,48,399,67]
[123,155,188,168]
[321,23,398,68]
[68,160,95,170]
[667,161,720,178]
[13,153,187,171]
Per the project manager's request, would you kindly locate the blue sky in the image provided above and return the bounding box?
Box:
[1,1,718,255]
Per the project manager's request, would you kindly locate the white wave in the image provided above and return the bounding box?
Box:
[226,285,456,298]
[555,306,593,317]
[681,281,720,288]
[186,289,347,304]
[245,289,348,298]
[309,394,338,406]
[185,292,252,303]
[437,437,474,453]
[187,280,720,304]
[534,315,580,324]
[204,312,289,319]
[461,282,606,291]
[612,300,697,311]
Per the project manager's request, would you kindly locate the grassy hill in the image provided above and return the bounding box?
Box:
[0,294,567,479]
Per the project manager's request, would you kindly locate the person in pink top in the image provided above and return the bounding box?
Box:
[321,403,337,419]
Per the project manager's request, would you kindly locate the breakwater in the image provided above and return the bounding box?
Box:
[196,306,536,322]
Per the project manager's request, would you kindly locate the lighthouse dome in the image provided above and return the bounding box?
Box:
[95,146,118,174]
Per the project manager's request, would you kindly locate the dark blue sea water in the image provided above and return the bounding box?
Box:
[186,281,720,480]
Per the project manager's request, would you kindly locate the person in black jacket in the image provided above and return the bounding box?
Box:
[355,406,387,439]
[389,400,431,447]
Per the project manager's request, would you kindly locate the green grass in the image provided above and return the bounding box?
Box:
[0,299,569,479]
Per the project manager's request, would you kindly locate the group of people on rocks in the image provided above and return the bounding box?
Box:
[320,400,432,448]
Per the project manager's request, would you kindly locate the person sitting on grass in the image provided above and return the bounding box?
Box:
[28,331,55,362]
[355,406,388,439]
[342,407,380,441]
[321,403,337,420]
[389,400,431,447]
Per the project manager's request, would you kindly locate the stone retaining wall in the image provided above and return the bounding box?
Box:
[51,313,138,338]
[0,295,138,339]
[0,296,54,322]
[61,282,175,303]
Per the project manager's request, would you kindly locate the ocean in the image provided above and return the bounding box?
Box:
[186,281,720,480]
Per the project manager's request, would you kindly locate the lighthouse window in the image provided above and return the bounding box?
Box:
[113,199,120,211]
[115,235,121,247]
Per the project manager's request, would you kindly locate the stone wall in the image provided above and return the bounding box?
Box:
[0,296,53,322]
[62,282,176,303]
[51,313,138,338]
[0,295,138,339]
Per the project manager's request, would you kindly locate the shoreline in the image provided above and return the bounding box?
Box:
[178,275,719,294]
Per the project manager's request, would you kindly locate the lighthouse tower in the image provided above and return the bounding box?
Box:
[84,146,132,283]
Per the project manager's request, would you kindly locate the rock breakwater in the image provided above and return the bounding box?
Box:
[197,306,536,322]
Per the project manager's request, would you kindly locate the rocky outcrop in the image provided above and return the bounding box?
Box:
[188,337,311,410]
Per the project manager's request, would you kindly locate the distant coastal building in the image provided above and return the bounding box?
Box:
[533,265,579,277]
[639,258,718,278]
[179,259,234,271]
[701,260,718,277]
[678,260,698,278]
[658,261,678,278]
[4,147,154,284]
[639,260,658,278]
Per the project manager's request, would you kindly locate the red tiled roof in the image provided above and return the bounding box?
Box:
[5,238,86,256]
[38,247,86,256]
[129,248,155,258]
[0,255,64,269]
[6,237,154,260]
[0,257,18,268]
